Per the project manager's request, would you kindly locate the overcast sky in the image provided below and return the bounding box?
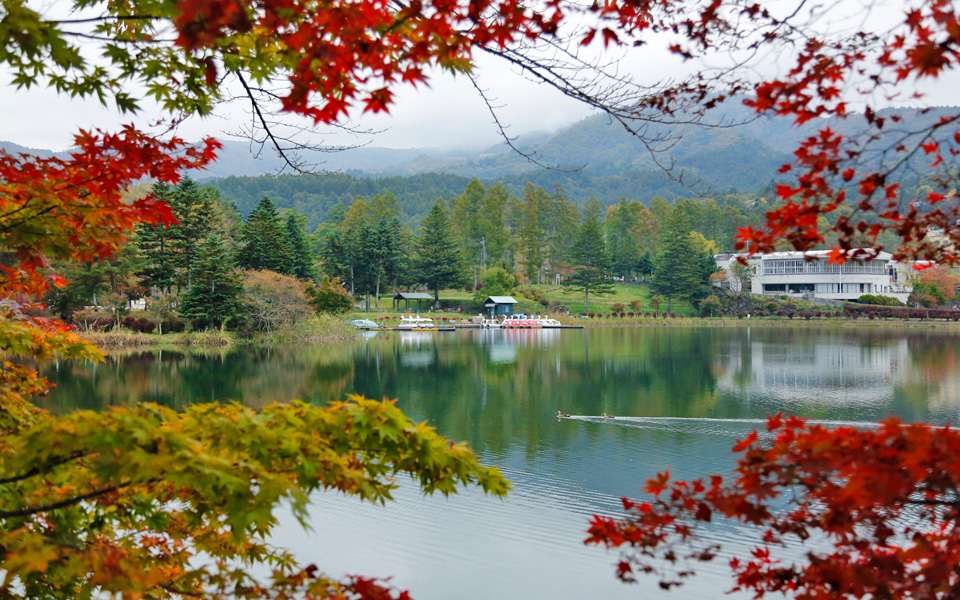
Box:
[3,0,960,153]
[1,51,609,152]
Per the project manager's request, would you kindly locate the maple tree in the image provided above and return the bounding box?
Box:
[5,0,960,597]
[585,416,960,599]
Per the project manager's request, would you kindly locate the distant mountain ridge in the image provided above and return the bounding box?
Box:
[4,100,957,229]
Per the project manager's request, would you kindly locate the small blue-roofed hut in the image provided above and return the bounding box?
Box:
[483,296,517,317]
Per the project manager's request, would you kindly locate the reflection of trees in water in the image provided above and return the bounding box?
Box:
[712,328,960,422]
[39,345,357,412]
[38,328,960,454]
[344,328,723,456]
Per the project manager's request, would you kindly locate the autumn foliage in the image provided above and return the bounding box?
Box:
[587,416,960,598]
[5,0,960,596]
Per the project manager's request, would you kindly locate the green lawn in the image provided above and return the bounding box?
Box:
[350,282,700,318]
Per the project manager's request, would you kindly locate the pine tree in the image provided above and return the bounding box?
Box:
[179,235,242,329]
[416,201,466,304]
[237,196,292,274]
[369,217,403,309]
[652,208,702,314]
[511,183,548,284]
[284,213,316,280]
[168,178,216,290]
[318,228,357,294]
[451,179,485,265]
[565,198,615,313]
[134,183,177,293]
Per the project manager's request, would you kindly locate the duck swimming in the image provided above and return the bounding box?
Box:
[556,411,571,418]
[602,413,616,419]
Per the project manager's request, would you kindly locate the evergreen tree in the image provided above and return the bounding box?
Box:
[284,213,317,280]
[510,183,548,284]
[237,196,292,274]
[369,217,403,309]
[610,233,640,279]
[652,209,702,314]
[317,228,356,294]
[451,179,485,265]
[169,178,216,290]
[134,182,178,293]
[637,250,655,278]
[477,183,510,267]
[416,201,466,304]
[542,185,579,281]
[179,235,242,329]
[565,198,615,313]
[352,219,377,309]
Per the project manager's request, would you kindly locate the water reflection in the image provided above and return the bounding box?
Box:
[39,326,960,428]
[34,326,960,600]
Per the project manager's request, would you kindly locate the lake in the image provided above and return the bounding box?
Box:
[37,326,960,599]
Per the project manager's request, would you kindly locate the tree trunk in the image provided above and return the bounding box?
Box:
[375,273,381,310]
[584,288,589,313]
[667,295,672,315]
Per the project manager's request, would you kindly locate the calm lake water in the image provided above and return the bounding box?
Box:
[37,326,960,599]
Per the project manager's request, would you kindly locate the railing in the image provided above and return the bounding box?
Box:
[762,260,887,276]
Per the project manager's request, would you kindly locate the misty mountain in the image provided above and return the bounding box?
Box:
[4,101,956,229]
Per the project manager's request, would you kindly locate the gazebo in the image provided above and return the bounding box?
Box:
[393,292,433,312]
[482,296,517,317]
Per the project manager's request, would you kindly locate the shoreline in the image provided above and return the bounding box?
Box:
[80,315,960,349]
[555,316,960,329]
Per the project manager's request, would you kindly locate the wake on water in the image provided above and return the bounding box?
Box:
[558,415,883,438]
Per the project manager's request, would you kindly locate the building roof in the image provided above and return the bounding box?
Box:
[484,296,518,304]
[393,292,434,300]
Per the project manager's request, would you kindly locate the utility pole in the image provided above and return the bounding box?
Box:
[480,236,487,272]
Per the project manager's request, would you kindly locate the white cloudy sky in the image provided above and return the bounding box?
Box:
[0,51,639,151]
[3,0,960,152]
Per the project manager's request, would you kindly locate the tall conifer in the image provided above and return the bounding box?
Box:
[284,213,316,280]
[179,235,242,329]
[565,197,614,313]
[416,201,465,304]
[652,208,701,314]
[238,196,292,274]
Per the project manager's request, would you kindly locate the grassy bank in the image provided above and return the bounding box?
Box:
[80,315,359,348]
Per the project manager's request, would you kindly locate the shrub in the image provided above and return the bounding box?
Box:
[91,318,114,331]
[629,299,643,312]
[122,315,137,329]
[245,270,315,331]
[167,319,186,333]
[588,312,595,318]
[688,311,696,318]
[138,319,156,333]
[611,302,625,313]
[627,312,634,317]
[802,310,812,320]
[868,311,876,320]
[670,312,676,318]
[463,283,474,292]
[620,312,626,317]
[644,312,651,318]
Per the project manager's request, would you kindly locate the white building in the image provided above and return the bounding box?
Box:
[715,250,912,302]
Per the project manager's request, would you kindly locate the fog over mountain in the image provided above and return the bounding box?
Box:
[4,100,956,229]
